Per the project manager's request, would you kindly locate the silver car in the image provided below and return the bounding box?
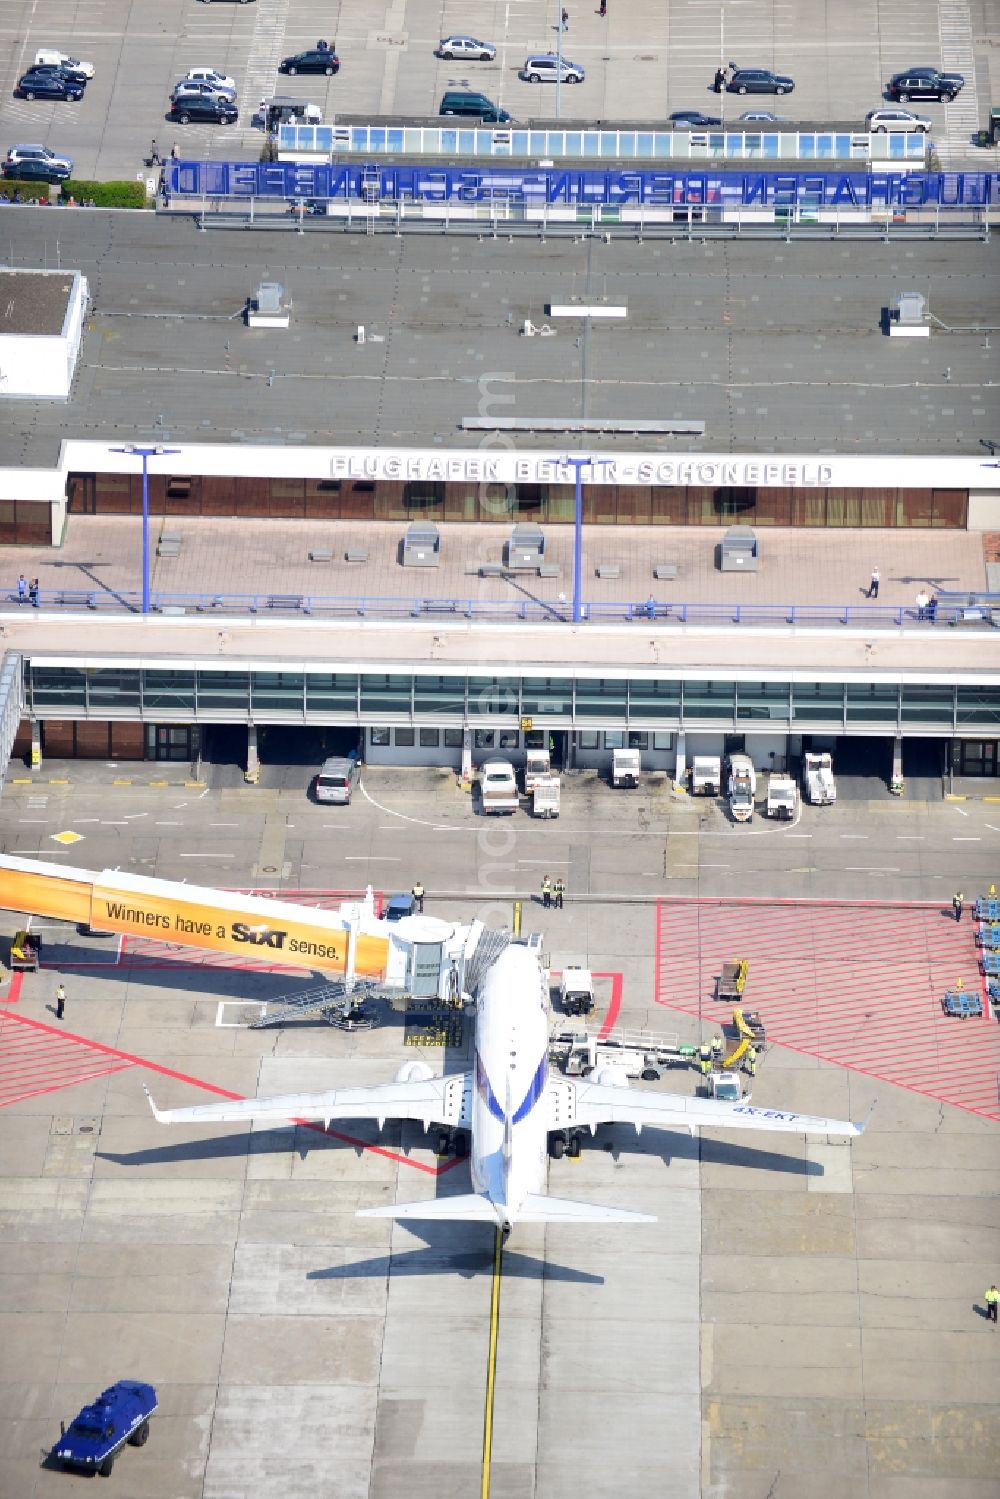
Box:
[865,107,932,133]
[313,756,359,805]
[171,78,236,103]
[521,53,585,84]
[438,35,496,61]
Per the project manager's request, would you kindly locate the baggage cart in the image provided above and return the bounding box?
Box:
[941,989,982,1018]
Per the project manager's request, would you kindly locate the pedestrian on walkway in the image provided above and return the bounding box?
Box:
[953,890,964,923]
[16,573,27,603]
[986,1284,999,1323]
[170,143,179,161]
[411,879,425,913]
[927,593,938,623]
[915,589,929,621]
[541,875,552,908]
[149,139,161,167]
[645,594,656,620]
[713,64,727,93]
[599,0,607,14]
[553,877,565,910]
[55,983,66,1020]
[561,8,569,30]
[867,566,880,599]
[28,577,39,607]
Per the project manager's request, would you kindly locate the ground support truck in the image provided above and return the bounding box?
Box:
[691,756,722,795]
[612,748,641,788]
[766,774,798,818]
[558,965,595,1016]
[728,753,757,822]
[531,774,561,818]
[523,748,552,793]
[549,1028,695,1081]
[802,751,837,804]
[480,760,519,814]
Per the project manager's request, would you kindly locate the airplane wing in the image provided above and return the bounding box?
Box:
[550,1078,867,1139]
[144,1073,471,1131]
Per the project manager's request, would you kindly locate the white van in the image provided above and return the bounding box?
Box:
[312,756,359,805]
[35,48,94,78]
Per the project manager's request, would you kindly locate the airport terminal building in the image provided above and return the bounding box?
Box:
[1,212,999,793]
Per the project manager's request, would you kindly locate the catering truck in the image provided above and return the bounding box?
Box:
[691,756,722,796]
[802,751,837,805]
[611,747,641,788]
[766,774,798,819]
[727,753,757,822]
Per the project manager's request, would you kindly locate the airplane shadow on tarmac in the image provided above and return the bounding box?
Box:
[307,1224,606,1284]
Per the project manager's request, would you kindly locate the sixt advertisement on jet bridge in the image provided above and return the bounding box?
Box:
[0,855,390,977]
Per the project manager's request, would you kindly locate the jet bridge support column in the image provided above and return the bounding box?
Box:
[30,720,42,770]
[674,732,687,789]
[891,734,904,794]
[245,724,260,785]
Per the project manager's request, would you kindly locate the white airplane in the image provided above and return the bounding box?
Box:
[145,943,868,1236]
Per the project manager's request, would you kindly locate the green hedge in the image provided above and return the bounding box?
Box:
[0,178,53,202]
[61,179,147,208]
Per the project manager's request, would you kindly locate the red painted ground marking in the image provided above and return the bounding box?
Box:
[0,1007,460,1174]
[1,972,23,1005]
[654,898,1000,1123]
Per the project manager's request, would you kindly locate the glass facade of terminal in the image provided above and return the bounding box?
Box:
[67,474,969,529]
[24,662,1000,733]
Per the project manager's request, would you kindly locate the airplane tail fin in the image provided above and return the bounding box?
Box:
[357,1193,498,1223]
[516,1193,656,1225]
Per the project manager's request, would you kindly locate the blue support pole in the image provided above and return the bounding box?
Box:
[110,444,179,615]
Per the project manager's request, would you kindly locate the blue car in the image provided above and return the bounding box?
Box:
[15,71,84,102]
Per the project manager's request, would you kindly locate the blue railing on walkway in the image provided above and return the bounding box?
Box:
[2,589,997,629]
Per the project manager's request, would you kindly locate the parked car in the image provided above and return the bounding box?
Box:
[738,109,786,122]
[184,67,237,93]
[669,110,722,126]
[886,69,963,101]
[14,72,84,101]
[312,756,360,805]
[5,143,74,177]
[3,155,71,183]
[726,68,794,95]
[520,53,585,83]
[168,95,238,124]
[439,89,511,122]
[438,35,496,61]
[866,107,932,132]
[171,79,235,103]
[279,48,340,76]
[34,48,95,78]
[24,60,90,86]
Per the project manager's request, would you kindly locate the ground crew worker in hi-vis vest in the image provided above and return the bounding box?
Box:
[710,1034,723,1061]
[986,1285,999,1324]
[541,875,552,908]
[953,891,964,923]
[553,878,565,910]
[411,880,425,913]
[745,1044,758,1077]
[698,1043,712,1077]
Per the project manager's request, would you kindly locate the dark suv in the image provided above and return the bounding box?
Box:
[279,49,340,75]
[15,71,84,102]
[168,95,238,124]
[886,68,963,101]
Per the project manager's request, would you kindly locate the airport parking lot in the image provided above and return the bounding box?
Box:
[0,0,988,183]
[1,768,999,1498]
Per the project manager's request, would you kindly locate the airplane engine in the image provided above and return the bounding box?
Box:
[394,1060,435,1084]
[596,1065,630,1087]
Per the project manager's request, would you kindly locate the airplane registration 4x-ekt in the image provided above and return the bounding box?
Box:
[146,945,868,1238]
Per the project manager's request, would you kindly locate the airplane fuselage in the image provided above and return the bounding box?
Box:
[470,944,551,1229]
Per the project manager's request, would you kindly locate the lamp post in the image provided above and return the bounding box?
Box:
[561,455,611,624]
[110,444,179,613]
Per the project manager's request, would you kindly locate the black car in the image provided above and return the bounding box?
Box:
[14,72,84,102]
[278,48,340,76]
[24,61,90,86]
[168,96,238,124]
[3,157,72,184]
[886,69,963,101]
[669,110,722,127]
[726,68,795,96]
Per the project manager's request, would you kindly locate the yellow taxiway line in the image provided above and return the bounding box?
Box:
[480,1227,503,1499]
